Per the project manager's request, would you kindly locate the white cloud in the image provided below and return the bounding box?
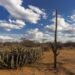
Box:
[69,10,75,22]
[0,19,26,31]
[43,13,75,42]
[24,28,55,43]
[29,5,47,19]
[0,35,21,42]
[0,35,13,40]
[24,27,75,43]
[70,15,75,21]
[22,12,75,43]
[45,16,73,31]
[0,0,46,24]
[25,28,44,42]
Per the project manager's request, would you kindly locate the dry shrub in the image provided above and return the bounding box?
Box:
[0,46,42,69]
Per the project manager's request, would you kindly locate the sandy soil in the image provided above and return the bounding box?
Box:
[0,48,75,75]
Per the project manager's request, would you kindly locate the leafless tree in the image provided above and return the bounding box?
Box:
[51,9,60,69]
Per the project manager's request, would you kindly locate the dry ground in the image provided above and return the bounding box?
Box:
[0,48,75,75]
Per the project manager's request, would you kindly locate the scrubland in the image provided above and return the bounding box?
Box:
[0,42,74,75]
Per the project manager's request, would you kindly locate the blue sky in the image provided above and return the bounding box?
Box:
[0,0,75,42]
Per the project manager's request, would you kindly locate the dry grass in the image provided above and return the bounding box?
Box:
[0,48,75,75]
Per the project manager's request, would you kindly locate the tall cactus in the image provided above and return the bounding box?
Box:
[53,9,58,69]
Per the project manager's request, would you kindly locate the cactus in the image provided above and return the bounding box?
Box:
[0,46,43,69]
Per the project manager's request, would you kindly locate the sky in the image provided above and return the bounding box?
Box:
[0,0,75,42]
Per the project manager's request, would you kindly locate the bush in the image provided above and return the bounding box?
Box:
[0,46,42,69]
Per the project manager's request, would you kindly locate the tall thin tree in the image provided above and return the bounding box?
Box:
[52,9,58,69]
[54,9,58,69]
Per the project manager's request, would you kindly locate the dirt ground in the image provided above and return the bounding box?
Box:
[0,48,75,75]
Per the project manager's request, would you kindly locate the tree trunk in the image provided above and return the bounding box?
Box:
[54,52,57,69]
[53,9,58,70]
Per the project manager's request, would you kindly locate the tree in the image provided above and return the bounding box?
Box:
[51,9,59,69]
